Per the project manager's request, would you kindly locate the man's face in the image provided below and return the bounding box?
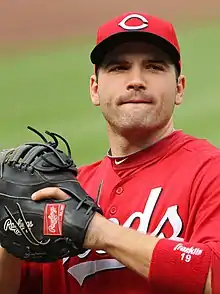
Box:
[90,41,185,136]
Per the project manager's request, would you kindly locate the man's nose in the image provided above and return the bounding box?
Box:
[126,69,147,91]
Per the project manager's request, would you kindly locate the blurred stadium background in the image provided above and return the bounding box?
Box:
[0,0,220,166]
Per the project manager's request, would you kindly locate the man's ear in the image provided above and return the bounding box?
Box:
[175,74,186,105]
[90,74,100,106]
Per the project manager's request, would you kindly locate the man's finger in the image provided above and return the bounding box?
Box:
[32,187,69,201]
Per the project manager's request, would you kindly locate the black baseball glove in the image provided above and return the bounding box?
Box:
[0,126,102,262]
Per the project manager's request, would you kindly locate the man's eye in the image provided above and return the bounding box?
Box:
[146,64,165,71]
[109,65,128,72]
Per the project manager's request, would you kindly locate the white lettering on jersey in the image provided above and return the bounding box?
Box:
[67,259,125,286]
[173,243,203,255]
[151,205,183,240]
[66,187,184,285]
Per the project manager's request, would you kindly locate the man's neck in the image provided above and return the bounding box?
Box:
[107,122,175,157]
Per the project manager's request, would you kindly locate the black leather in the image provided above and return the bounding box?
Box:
[0,127,102,262]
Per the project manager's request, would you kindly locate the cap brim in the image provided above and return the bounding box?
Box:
[90,31,180,72]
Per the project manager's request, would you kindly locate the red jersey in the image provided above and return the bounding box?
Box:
[19,130,220,294]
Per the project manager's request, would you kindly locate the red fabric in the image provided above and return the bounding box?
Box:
[207,242,220,294]
[90,12,181,71]
[18,131,220,294]
[211,252,220,294]
[148,239,211,294]
[95,12,180,54]
[18,261,42,294]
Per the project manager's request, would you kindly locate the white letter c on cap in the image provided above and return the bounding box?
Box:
[118,14,148,30]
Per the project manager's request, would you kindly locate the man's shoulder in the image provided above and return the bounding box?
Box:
[175,132,220,181]
[180,132,220,161]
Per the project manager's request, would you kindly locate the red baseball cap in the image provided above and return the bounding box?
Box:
[90,12,181,73]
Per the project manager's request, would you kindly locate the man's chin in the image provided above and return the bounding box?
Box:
[111,121,158,136]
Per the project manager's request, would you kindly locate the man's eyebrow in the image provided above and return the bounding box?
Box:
[146,59,169,66]
[102,57,171,68]
[102,58,128,67]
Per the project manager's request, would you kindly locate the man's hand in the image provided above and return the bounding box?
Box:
[32,188,105,249]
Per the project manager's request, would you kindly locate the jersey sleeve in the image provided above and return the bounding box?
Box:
[188,156,220,293]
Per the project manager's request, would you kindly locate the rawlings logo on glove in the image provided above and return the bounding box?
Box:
[4,218,34,236]
[44,203,66,236]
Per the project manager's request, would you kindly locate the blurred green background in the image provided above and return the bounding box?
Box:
[0,2,220,166]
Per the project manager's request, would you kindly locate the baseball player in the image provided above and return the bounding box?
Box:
[1,11,220,294]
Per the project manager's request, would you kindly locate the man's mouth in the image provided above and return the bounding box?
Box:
[122,99,153,104]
